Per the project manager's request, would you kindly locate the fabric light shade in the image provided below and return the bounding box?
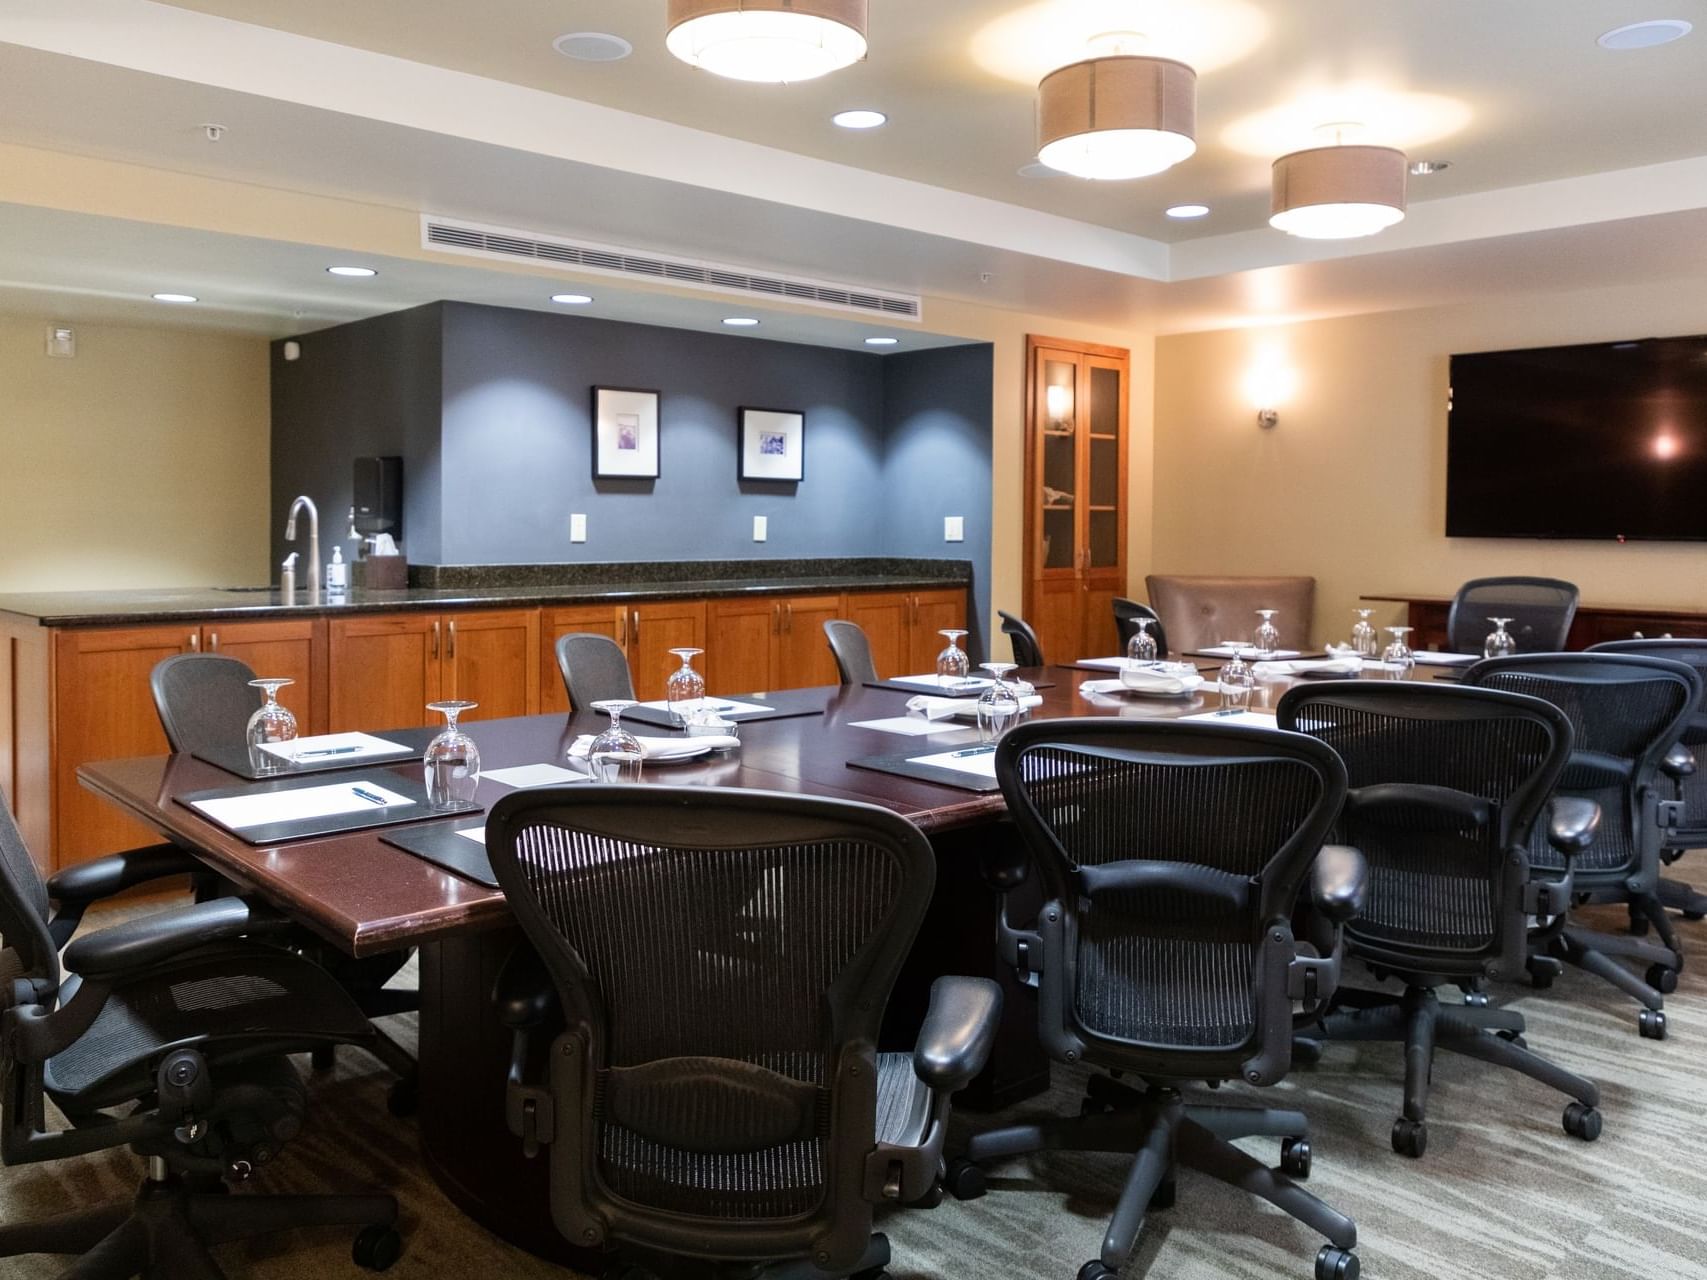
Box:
[1270,144,1408,239]
[665,0,867,83]
[1036,56,1197,180]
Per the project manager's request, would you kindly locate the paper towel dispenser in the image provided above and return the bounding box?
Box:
[353,456,402,537]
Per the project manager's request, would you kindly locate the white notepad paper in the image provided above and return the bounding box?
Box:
[192,781,414,830]
[630,697,773,716]
[482,763,590,788]
[910,746,999,778]
[453,827,487,846]
[1179,709,1279,728]
[260,732,413,762]
[887,674,994,693]
[850,717,973,738]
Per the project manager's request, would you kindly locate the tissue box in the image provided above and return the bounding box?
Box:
[353,554,407,591]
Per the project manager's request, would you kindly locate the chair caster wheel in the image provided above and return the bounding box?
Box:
[1495,1028,1528,1049]
[1639,1009,1668,1040]
[850,1269,890,1280]
[945,1158,987,1201]
[1149,1176,1176,1210]
[310,1045,336,1073]
[1291,1037,1323,1066]
[386,1078,418,1117]
[908,1180,945,1209]
[1527,963,1554,990]
[1645,963,1679,995]
[352,1224,403,1271]
[1280,1137,1312,1180]
[1391,1117,1428,1158]
[1079,1097,1112,1117]
[1683,910,1706,922]
[1077,1262,1117,1280]
[1563,1102,1602,1141]
[1316,1246,1360,1280]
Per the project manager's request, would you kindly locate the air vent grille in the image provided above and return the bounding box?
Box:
[421,216,921,322]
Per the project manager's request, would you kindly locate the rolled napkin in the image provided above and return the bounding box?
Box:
[907,693,1044,721]
[1082,670,1203,696]
[1252,657,1363,678]
[568,734,739,760]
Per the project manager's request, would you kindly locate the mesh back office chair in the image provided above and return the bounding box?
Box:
[1447,577,1580,654]
[997,611,1045,667]
[1111,598,1170,658]
[1464,653,1700,1039]
[555,633,637,711]
[823,619,879,686]
[950,719,1364,1280]
[485,786,1000,1278]
[1590,639,1707,921]
[0,796,403,1277]
[1278,682,1602,1158]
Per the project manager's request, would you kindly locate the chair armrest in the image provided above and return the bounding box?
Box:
[1309,845,1367,925]
[492,945,557,1031]
[60,897,295,982]
[1662,743,1697,780]
[1546,797,1601,856]
[46,843,204,905]
[912,976,1002,1095]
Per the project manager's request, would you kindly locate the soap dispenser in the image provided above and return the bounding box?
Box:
[326,545,349,593]
[280,552,299,601]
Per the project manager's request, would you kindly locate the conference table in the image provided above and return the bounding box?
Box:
[77,658,1449,1264]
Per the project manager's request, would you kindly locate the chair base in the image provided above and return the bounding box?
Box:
[0,1167,399,1280]
[1656,875,1707,921]
[600,1234,891,1280]
[956,1080,1355,1275]
[1300,985,1601,1158]
[1542,897,1681,1036]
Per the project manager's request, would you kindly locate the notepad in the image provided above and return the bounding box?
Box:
[629,697,773,716]
[1180,709,1279,728]
[909,746,999,778]
[849,716,974,737]
[887,674,995,694]
[482,763,590,789]
[453,826,487,846]
[1412,651,1481,666]
[190,781,414,830]
[259,732,413,763]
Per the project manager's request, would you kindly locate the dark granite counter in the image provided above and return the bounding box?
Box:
[0,558,972,628]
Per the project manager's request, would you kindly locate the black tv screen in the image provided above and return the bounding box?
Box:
[1446,335,1707,541]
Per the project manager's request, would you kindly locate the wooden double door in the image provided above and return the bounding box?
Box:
[326,610,539,733]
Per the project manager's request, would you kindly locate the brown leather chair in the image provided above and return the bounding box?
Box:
[1144,574,1316,653]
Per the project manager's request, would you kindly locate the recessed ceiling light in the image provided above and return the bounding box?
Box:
[1599,19,1691,49]
[723,317,760,327]
[553,31,634,62]
[1165,204,1211,219]
[327,266,377,278]
[151,292,198,303]
[832,109,887,130]
[1408,159,1450,176]
[550,293,594,306]
[864,337,899,346]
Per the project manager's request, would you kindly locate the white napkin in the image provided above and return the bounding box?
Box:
[568,734,738,760]
[906,694,1044,721]
[1082,670,1202,696]
[1253,657,1363,678]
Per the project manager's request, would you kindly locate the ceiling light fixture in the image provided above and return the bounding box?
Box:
[550,294,594,305]
[723,317,761,327]
[327,266,378,278]
[151,292,198,304]
[1036,34,1196,180]
[1598,19,1692,50]
[1165,203,1210,218]
[832,109,887,129]
[553,31,634,62]
[864,336,899,346]
[1409,159,1449,176]
[1270,129,1407,239]
[665,0,867,83]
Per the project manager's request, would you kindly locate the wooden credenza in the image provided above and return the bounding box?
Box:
[1365,593,1707,652]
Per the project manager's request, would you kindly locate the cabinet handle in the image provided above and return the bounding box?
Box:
[208,631,219,652]
[431,620,440,658]
[784,602,793,633]
[772,603,781,634]
[617,611,627,647]
[632,609,640,640]
[189,631,199,652]
[448,618,457,659]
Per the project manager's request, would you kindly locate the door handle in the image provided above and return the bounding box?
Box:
[631,609,640,639]
[773,603,781,634]
[431,619,440,658]
[188,631,199,652]
[616,611,627,647]
[448,618,457,660]
[784,603,793,633]
[208,631,219,652]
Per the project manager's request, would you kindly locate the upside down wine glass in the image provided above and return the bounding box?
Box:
[936,629,971,687]
[1220,652,1254,712]
[424,700,481,809]
[1253,609,1281,657]
[587,700,643,782]
[666,648,706,725]
[246,678,298,774]
[1382,627,1416,679]
[1484,617,1517,660]
[1126,618,1159,665]
[976,662,1022,744]
[1351,609,1379,657]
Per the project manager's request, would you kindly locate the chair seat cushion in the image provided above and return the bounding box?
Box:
[1075,935,1255,1048]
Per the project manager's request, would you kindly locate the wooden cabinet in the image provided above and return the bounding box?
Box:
[328,609,539,732]
[540,604,626,714]
[1024,335,1130,663]
[623,601,707,702]
[204,619,324,734]
[445,610,539,722]
[909,590,971,674]
[707,593,844,693]
[844,589,969,680]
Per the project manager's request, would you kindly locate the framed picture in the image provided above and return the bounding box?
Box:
[592,386,660,479]
[739,407,805,482]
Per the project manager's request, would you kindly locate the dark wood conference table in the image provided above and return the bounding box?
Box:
[78,661,1433,1263]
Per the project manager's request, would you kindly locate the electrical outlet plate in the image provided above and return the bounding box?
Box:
[570,513,587,543]
[944,516,964,542]
[753,515,768,542]
[45,325,75,358]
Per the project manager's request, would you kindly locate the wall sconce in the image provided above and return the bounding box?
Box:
[1256,407,1280,430]
[1045,382,1074,426]
[1244,348,1297,431]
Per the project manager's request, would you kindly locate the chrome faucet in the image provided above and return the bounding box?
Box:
[284,495,321,601]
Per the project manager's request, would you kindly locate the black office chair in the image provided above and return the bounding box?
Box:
[1112,597,1170,658]
[554,632,637,710]
[1446,577,1579,654]
[823,619,878,685]
[485,785,1000,1279]
[1278,681,1603,1157]
[0,796,403,1277]
[1590,638,1707,921]
[951,719,1364,1280]
[998,610,1045,667]
[1464,652,1700,1039]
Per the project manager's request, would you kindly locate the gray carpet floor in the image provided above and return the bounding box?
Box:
[6,855,1707,1279]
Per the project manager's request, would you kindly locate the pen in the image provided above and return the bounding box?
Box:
[950,746,996,757]
[298,745,361,757]
[1214,708,1243,717]
[351,786,389,805]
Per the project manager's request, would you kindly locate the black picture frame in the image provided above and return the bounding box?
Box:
[738,406,805,483]
[592,386,661,479]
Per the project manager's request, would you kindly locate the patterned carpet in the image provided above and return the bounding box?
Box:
[5,856,1707,1280]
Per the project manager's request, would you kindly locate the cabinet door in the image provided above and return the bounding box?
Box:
[775,594,844,690]
[1034,578,1084,665]
[909,590,969,674]
[447,609,540,722]
[706,598,777,695]
[540,605,626,714]
[53,624,195,869]
[204,619,324,734]
[327,614,442,733]
[844,591,911,681]
[627,601,707,702]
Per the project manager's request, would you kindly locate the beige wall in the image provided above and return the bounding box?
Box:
[0,315,270,592]
[1152,277,1707,647]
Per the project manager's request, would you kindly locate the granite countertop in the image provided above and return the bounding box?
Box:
[0,560,971,627]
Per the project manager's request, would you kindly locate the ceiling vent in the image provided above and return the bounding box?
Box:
[420,215,922,322]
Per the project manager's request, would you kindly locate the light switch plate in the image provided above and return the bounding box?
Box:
[753,515,768,542]
[944,516,964,542]
[46,325,75,358]
[570,513,587,543]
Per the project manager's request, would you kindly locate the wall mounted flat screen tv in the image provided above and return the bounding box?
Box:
[1446,335,1707,540]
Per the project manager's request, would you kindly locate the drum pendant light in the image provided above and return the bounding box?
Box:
[1270,142,1408,239]
[1036,54,1197,180]
[666,0,867,83]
